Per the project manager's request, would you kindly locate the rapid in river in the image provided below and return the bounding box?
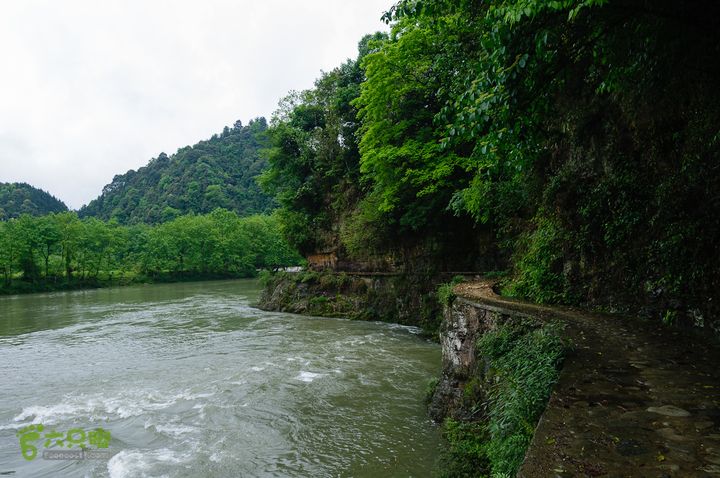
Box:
[0,279,441,477]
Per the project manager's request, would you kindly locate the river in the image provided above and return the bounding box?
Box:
[0,279,441,477]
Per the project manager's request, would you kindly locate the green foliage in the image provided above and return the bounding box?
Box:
[436,320,564,476]
[425,377,439,405]
[259,0,720,327]
[0,183,68,220]
[259,35,386,256]
[436,284,455,307]
[478,321,565,475]
[355,20,446,215]
[263,19,497,268]
[503,216,570,304]
[438,275,466,306]
[257,269,274,287]
[80,119,274,224]
[338,193,393,258]
[351,16,484,251]
[438,419,490,478]
[319,272,351,290]
[299,270,320,283]
[0,210,302,294]
[662,310,677,327]
[366,0,720,322]
[308,296,329,306]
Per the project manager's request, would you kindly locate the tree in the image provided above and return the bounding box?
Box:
[36,215,62,278]
[14,215,42,281]
[260,33,386,256]
[0,220,19,285]
[54,212,83,282]
[0,182,68,219]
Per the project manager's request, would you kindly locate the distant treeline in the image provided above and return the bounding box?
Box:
[0,209,301,293]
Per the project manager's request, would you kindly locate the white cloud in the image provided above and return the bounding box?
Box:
[0,0,391,209]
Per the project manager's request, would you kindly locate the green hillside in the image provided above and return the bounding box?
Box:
[0,182,68,219]
[79,118,274,224]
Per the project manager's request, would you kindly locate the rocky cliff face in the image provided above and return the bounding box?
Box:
[428,285,568,476]
[428,297,533,421]
[257,271,443,335]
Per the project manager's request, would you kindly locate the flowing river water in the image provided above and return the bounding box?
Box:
[0,279,441,477]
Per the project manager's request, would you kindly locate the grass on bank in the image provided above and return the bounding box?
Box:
[439,320,566,477]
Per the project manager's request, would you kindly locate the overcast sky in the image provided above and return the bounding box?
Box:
[0,0,391,209]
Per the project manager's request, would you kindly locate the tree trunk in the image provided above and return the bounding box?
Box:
[44,245,50,278]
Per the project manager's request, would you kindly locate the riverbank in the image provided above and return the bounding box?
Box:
[258,271,564,475]
[0,271,258,296]
[259,272,720,476]
[257,270,444,338]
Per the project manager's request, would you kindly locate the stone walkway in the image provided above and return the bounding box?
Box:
[454,281,720,477]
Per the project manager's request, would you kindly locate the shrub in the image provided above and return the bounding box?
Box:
[478,321,566,475]
[503,216,570,304]
[438,419,490,478]
[438,275,466,306]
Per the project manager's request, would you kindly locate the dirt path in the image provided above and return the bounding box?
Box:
[454,281,720,477]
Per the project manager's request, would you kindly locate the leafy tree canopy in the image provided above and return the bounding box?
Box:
[262,0,720,329]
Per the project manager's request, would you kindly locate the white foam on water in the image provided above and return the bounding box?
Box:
[12,389,215,424]
[383,322,423,334]
[107,448,188,478]
[143,419,197,439]
[192,403,206,420]
[155,423,197,438]
[295,371,325,382]
[209,450,225,463]
[337,337,370,347]
[13,402,96,424]
[250,366,264,372]
[192,392,214,399]
[0,421,30,430]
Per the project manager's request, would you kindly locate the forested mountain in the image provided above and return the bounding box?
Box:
[0,182,68,219]
[80,118,274,224]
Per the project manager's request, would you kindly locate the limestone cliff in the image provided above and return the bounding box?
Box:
[428,296,534,422]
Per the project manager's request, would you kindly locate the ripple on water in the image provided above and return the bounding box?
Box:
[107,448,190,478]
[295,371,326,382]
[0,280,441,478]
[11,389,216,425]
